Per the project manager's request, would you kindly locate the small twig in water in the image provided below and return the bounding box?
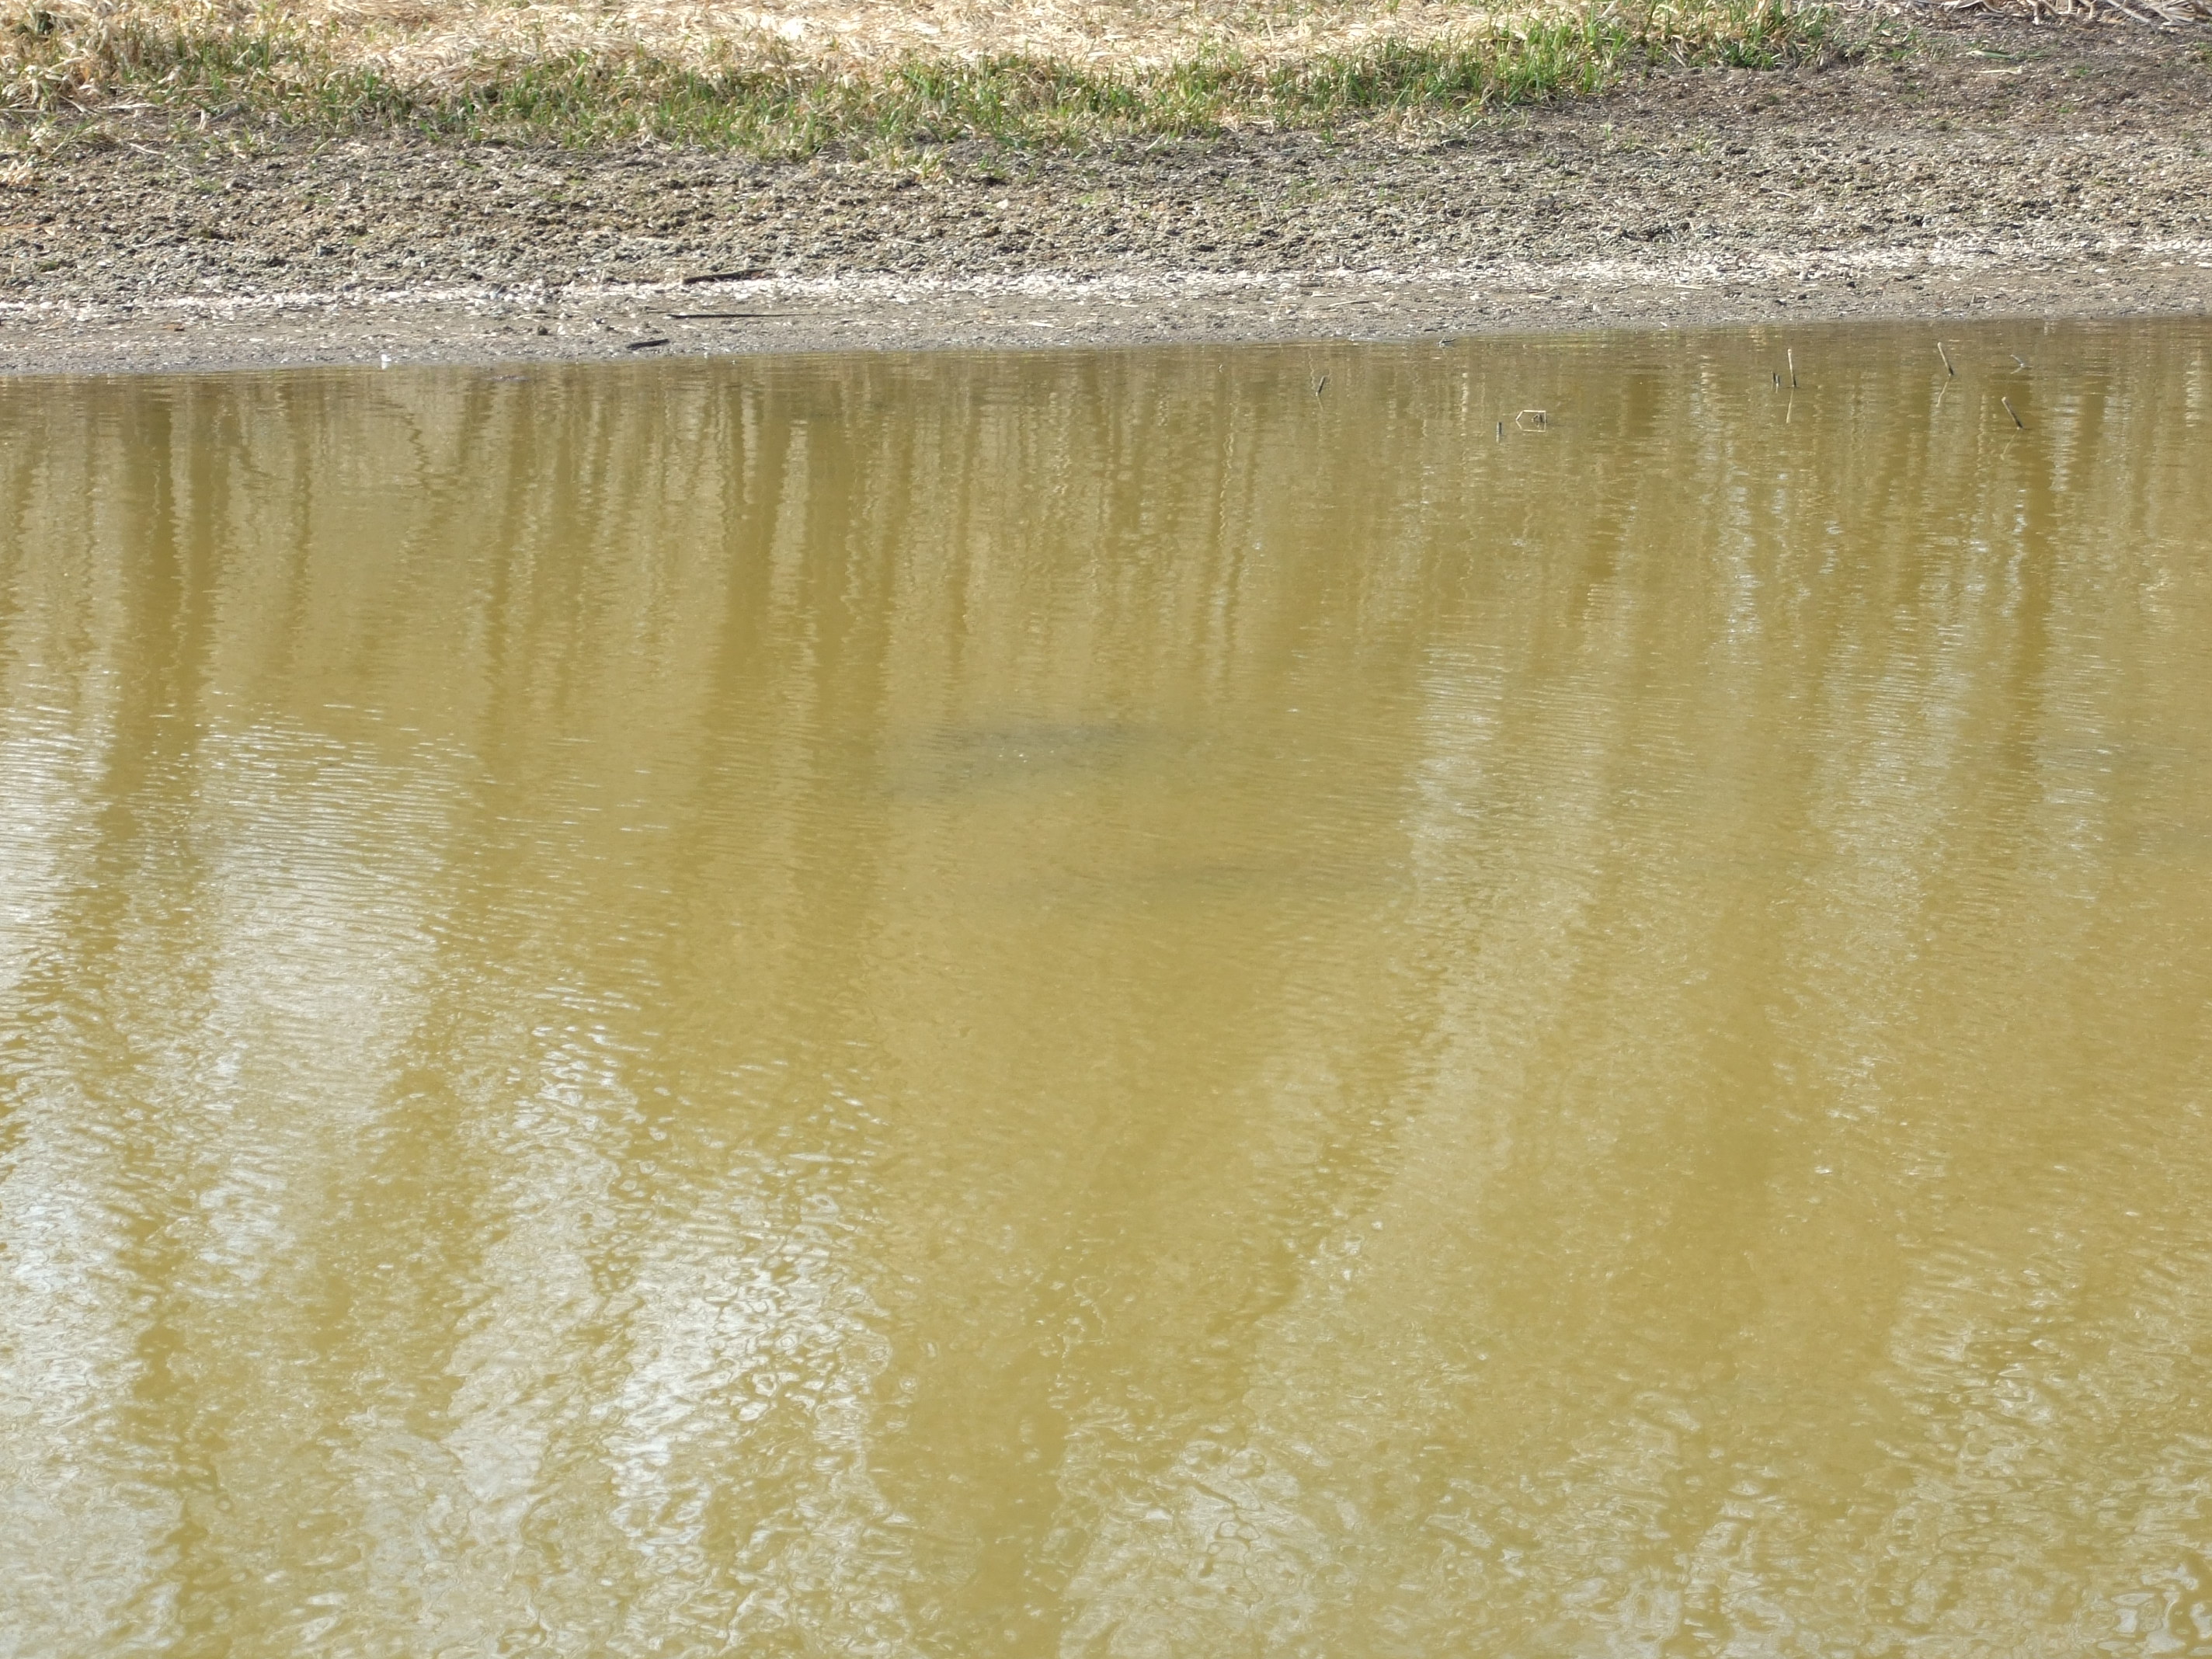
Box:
[1937,341,1955,378]
[1788,349,1798,389]
[1515,409,1548,429]
[1314,376,1328,395]
[2002,397,2026,430]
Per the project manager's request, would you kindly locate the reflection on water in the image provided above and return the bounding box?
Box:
[3,321,2211,1658]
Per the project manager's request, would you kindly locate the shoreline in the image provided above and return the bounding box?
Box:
[7,246,2210,377]
[6,12,2210,375]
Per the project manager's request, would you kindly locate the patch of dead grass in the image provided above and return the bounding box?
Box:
[0,0,1872,146]
[18,0,1716,81]
[1942,0,2206,22]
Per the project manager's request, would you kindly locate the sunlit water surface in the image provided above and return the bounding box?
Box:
[5,322,2212,1659]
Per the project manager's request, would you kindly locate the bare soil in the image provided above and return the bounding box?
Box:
[5,12,2209,374]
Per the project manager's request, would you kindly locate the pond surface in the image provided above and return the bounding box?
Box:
[4,322,2212,1659]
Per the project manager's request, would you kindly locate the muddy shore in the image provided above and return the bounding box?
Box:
[5,14,2209,374]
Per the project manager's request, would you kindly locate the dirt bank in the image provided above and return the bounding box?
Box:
[5,12,2208,374]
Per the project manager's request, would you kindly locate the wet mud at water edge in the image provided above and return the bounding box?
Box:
[4,319,2212,1657]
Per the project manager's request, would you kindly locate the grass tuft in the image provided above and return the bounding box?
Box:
[5,0,1849,151]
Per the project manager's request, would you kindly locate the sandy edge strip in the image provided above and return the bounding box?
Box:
[6,239,2211,376]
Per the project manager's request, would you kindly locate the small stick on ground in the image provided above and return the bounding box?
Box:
[2002,397,2026,430]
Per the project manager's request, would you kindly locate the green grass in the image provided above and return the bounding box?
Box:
[5,0,1849,153]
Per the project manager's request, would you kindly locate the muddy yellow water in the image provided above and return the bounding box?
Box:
[5,322,2212,1657]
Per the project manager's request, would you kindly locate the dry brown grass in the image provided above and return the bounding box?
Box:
[1941,0,2207,21]
[322,0,1604,72]
[9,0,1671,89]
[0,0,1863,146]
